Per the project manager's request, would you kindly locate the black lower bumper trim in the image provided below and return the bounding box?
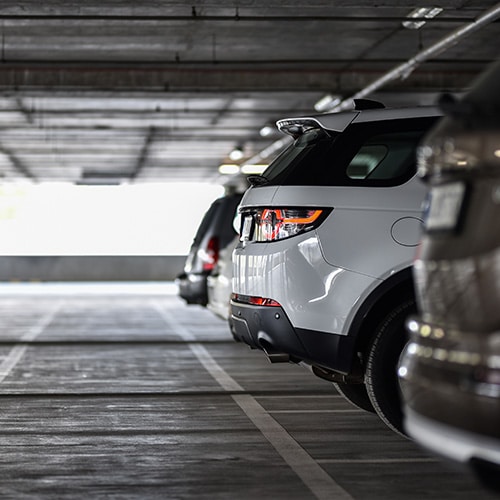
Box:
[230,300,355,374]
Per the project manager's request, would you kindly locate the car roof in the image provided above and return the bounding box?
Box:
[277,106,442,136]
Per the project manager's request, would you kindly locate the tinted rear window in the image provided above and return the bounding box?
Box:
[261,116,438,187]
[192,199,221,246]
[192,193,242,247]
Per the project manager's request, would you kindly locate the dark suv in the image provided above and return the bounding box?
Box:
[398,61,500,488]
[177,190,242,306]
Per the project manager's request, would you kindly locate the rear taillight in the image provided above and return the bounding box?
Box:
[231,293,281,307]
[244,207,330,242]
[200,236,219,271]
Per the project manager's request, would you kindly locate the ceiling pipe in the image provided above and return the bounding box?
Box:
[246,3,500,166]
[326,2,500,112]
[0,14,479,23]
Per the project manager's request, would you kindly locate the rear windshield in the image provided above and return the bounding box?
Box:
[261,116,438,187]
[192,193,242,247]
[192,199,221,246]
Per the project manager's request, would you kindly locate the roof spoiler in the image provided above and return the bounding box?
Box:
[352,99,385,110]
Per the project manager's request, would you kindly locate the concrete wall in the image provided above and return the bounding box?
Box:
[0,256,187,282]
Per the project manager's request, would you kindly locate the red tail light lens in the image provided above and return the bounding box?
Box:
[247,207,329,242]
[231,293,281,307]
[200,236,219,271]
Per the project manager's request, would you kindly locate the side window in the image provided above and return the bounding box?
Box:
[346,131,422,181]
[346,145,388,179]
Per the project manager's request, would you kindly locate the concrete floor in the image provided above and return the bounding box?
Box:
[0,282,495,500]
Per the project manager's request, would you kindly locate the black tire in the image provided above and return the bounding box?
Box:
[365,299,416,436]
[471,458,500,493]
[333,381,376,413]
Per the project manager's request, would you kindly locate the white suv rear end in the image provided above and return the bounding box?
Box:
[230,103,440,435]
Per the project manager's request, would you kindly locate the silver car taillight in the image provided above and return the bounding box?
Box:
[241,207,331,242]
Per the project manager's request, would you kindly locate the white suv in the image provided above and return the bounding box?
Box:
[230,102,441,435]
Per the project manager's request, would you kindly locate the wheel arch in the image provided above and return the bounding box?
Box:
[348,267,416,370]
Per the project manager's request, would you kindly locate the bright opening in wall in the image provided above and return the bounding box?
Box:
[0,182,224,256]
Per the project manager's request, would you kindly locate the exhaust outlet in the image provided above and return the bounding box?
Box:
[265,351,291,363]
[258,335,290,363]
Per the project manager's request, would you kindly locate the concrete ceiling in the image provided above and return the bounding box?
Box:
[0,1,498,184]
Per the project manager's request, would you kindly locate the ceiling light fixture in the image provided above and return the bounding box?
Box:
[218,164,241,175]
[229,146,244,161]
[241,164,268,175]
[259,123,276,137]
[314,94,341,113]
[402,7,443,30]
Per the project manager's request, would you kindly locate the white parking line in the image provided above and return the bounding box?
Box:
[0,302,63,383]
[153,302,354,500]
[317,458,439,464]
[258,394,341,398]
[270,409,362,414]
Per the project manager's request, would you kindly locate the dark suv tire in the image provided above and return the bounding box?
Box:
[365,299,416,436]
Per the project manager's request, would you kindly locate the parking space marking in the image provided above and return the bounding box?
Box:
[269,409,362,414]
[0,302,62,383]
[154,302,354,500]
[317,458,439,464]
[258,394,342,399]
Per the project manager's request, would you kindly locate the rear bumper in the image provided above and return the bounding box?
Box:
[405,406,500,468]
[399,317,500,462]
[230,299,355,374]
[176,272,208,305]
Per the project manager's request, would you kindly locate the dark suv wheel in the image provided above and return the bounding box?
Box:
[365,299,416,436]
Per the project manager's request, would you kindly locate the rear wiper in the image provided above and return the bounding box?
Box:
[247,174,269,186]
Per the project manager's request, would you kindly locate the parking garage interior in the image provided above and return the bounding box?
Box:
[0,1,499,498]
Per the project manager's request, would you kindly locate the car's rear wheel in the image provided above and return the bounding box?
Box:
[365,299,416,436]
[333,381,376,413]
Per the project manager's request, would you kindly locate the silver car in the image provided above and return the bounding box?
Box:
[231,101,441,435]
